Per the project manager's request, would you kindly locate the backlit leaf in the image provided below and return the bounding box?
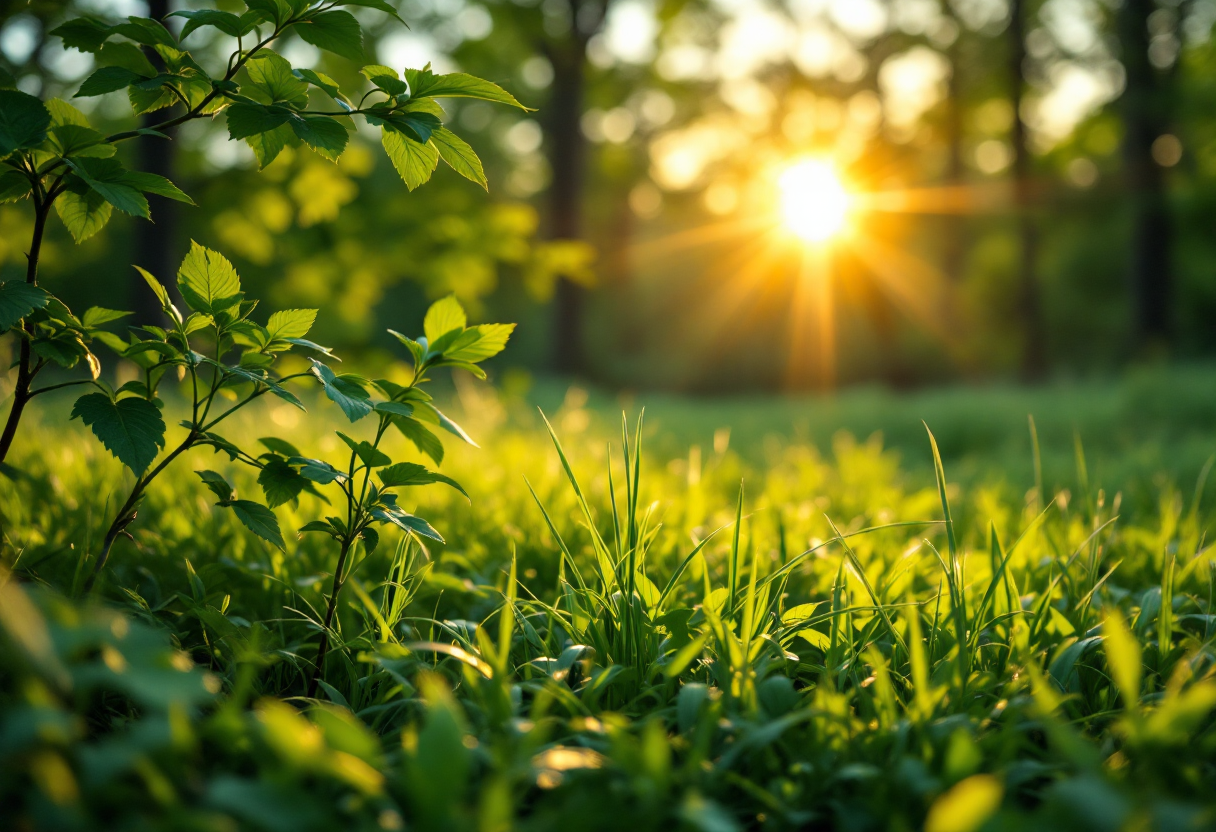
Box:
[423,295,466,343]
[381,128,438,191]
[405,70,528,109]
[431,127,486,188]
[0,281,51,332]
[71,392,166,473]
[56,180,112,242]
[266,309,317,340]
[177,241,241,314]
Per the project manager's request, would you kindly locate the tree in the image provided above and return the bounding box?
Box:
[1009,0,1046,378]
[1118,0,1175,351]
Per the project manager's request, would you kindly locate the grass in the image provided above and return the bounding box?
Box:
[2,366,1216,831]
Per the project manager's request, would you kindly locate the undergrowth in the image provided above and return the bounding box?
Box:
[2,387,1215,832]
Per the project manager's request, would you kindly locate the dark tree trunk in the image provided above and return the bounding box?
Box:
[1009,0,1046,379]
[1119,0,1172,349]
[132,0,180,320]
[545,42,587,375]
[944,26,966,287]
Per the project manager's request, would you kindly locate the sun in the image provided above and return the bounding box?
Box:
[778,159,851,243]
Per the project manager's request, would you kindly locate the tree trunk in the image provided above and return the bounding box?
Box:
[1119,0,1172,350]
[132,0,180,320]
[944,24,967,287]
[545,43,587,375]
[1009,0,1046,379]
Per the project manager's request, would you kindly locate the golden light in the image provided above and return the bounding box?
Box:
[778,159,851,243]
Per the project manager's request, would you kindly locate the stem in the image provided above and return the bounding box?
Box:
[306,418,395,697]
[308,537,354,698]
[29,378,98,398]
[0,198,52,466]
[81,432,196,595]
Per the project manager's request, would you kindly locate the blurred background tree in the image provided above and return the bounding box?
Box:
[3,0,1216,392]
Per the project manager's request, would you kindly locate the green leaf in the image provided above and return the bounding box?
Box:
[0,68,13,90]
[33,334,88,369]
[112,17,177,49]
[401,97,445,118]
[290,115,348,161]
[374,401,414,418]
[299,519,340,537]
[430,127,486,189]
[310,359,373,422]
[0,281,51,332]
[336,431,392,467]
[259,437,301,457]
[258,457,308,508]
[71,392,166,473]
[169,9,260,40]
[64,158,149,218]
[359,64,407,95]
[197,470,235,502]
[177,241,242,314]
[45,98,91,128]
[0,170,30,203]
[382,111,440,143]
[245,122,294,169]
[82,307,131,327]
[0,90,52,155]
[381,127,438,191]
[295,10,364,61]
[1103,613,1142,708]
[228,500,285,551]
[244,0,295,27]
[391,415,444,465]
[48,124,113,158]
[294,68,346,102]
[266,309,317,340]
[245,51,309,105]
[134,266,178,319]
[424,295,467,343]
[443,323,514,362]
[120,171,195,204]
[405,70,528,109]
[289,456,348,485]
[371,504,444,542]
[378,461,468,498]
[419,403,477,447]
[226,103,292,141]
[97,41,157,77]
[76,66,141,97]
[56,180,113,243]
[337,0,407,24]
[49,18,115,53]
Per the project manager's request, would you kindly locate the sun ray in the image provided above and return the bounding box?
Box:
[846,231,959,351]
[628,217,771,261]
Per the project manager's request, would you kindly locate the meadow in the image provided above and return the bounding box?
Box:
[3,364,1216,831]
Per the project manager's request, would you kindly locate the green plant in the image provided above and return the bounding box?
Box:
[285,295,513,695]
[5,379,1216,830]
[0,0,527,468]
[76,242,325,594]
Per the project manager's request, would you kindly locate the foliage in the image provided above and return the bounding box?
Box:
[3,386,1216,830]
[0,0,526,468]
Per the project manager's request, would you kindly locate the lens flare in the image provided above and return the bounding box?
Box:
[778,160,850,242]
